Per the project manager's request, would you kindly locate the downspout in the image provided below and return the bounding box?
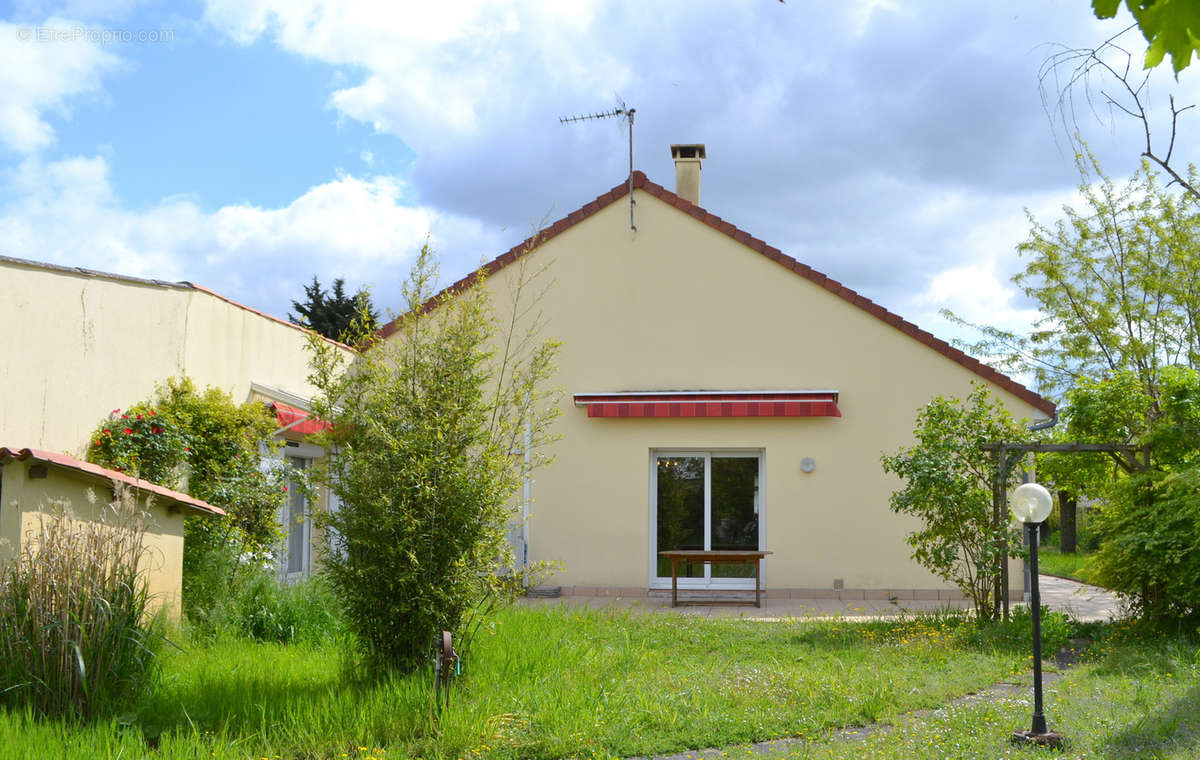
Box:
[522,415,532,573]
[1020,411,1060,604]
[1029,411,1059,433]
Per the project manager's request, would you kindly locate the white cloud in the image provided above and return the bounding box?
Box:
[904,184,1083,345]
[0,154,503,317]
[202,0,618,150]
[0,18,122,153]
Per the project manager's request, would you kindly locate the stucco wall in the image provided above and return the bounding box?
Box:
[0,259,345,458]
[1,459,188,617]
[454,191,1045,592]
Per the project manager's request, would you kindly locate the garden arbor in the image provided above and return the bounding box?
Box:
[981,441,1146,620]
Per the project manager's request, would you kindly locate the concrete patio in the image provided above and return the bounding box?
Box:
[518,575,1126,623]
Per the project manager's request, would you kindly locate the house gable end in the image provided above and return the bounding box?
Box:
[375,173,1053,416]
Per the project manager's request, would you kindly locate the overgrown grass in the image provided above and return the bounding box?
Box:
[0,488,162,719]
[2,606,1196,759]
[0,607,1028,758]
[1039,546,1099,584]
[187,572,345,646]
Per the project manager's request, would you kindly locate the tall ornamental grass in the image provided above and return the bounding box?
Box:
[0,487,163,718]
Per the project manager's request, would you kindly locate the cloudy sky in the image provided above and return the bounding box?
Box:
[2,0,1197,347]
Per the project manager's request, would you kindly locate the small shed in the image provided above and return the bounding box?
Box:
[0,447,224,618]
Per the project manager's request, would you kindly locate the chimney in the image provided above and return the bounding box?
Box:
[670,144,706,205]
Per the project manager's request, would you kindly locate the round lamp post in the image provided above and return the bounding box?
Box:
[1009,482,1063,748]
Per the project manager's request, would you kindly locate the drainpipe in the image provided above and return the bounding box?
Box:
[522,416,532,573]
[1021,411,1059,600]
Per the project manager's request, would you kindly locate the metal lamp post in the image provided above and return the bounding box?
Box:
[1009,482,1063,748]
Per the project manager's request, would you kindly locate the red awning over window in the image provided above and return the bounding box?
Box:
[573,391,841,419]
[271,402,333,434]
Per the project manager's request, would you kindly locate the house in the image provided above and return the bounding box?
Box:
[2,144,1055,604]
[0,447,224,618]
[377,145,1055,601]
[0,256,353,587]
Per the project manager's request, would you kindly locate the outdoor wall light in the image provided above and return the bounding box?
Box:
[1009,482,1063,748]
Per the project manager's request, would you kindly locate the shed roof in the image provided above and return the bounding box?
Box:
[0,447,225,517]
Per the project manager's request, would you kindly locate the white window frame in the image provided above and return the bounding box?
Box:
[647,449,766,590]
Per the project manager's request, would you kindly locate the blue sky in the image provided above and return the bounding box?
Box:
[2,0,1197,342]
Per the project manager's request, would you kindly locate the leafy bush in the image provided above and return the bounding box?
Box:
[87,377,290,623]
[881,386,1029,621]
[88,405,186,485]
[1065,367,1200,626]
[307,244,560,672]
[1092,467,1200,625]
[0,488,163,718]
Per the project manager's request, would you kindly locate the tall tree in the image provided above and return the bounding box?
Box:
[1019,157,1200,392]
[951,156,1200,399]
[289,275,378,340]
[950,157,1200,579]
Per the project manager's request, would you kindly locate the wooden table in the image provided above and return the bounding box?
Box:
[658,550,773,607]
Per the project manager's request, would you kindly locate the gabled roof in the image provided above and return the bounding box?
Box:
[376,172,1054,416]
[0,447,225,517]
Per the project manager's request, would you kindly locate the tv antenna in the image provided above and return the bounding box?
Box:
[559,102,637,230]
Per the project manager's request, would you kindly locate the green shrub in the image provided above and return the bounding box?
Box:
[0,488,163,719]
[880,386,1029,621]
[1092,467,1200,626]
[307,244,560,672]
[87,377,290,623]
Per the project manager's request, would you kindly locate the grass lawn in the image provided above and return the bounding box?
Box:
[1039,546,1098,585]
[0,607,1195,759]
[727,620,1200,759]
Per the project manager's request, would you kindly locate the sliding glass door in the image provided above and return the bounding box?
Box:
[652,451,762,588]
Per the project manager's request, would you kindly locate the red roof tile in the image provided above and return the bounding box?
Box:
[0,447,225,517]
[374,172,1055,416]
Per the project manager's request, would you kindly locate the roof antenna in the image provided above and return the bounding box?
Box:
[559,100,637,230]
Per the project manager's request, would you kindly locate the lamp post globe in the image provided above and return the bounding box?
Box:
[1010,482,1053,524]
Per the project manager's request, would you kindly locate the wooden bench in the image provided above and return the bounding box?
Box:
[658,550,773,607]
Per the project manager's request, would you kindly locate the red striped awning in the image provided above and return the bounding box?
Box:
[270,402,333,435]
[573,391,841,419]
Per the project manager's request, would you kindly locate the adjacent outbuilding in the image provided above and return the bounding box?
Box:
[0,447,225,618]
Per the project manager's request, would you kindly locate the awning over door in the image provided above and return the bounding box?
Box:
[270,402,333,435]
[573,391,841,419]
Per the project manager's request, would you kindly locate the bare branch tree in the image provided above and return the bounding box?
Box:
[1039,26,1200,201]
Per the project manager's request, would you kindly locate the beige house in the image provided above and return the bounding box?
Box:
[0,447,224,618]
[379,146,1055,600]
[3,146,1054,603]
[0,256,353,587]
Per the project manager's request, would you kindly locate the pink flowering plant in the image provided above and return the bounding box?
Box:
[88,404,186,485]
